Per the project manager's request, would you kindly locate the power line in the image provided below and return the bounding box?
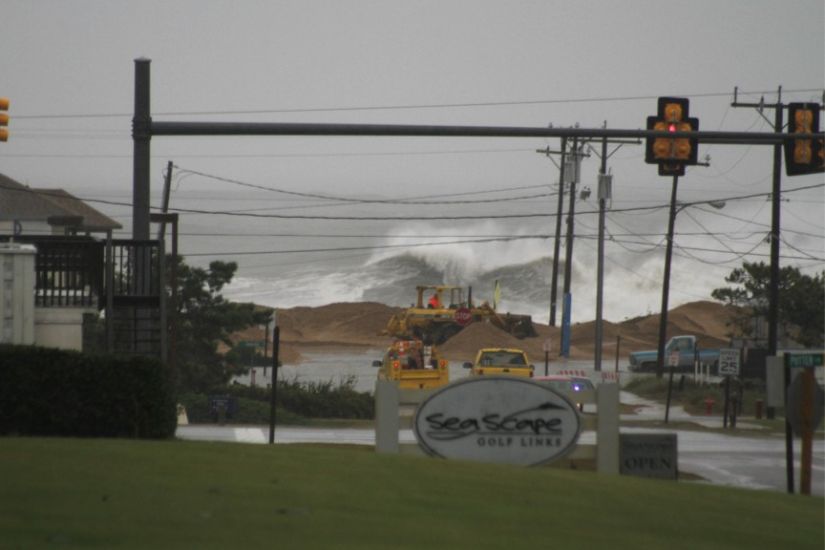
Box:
[181,232,823,262]
[779,235,825,261]
[167,229,777,240]
[674,238,769,266]
[0,146,537,159]
[183,236,546,257]
[575,238,714,301]
[586,236,823,262]
[3,179,822,223]
[173,166,557,205]
[171,182,825,220]
[682,208,741,255]
[14,87,823,120]
[691,203,825,239]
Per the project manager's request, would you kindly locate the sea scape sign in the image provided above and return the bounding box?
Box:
[413,377,582,466]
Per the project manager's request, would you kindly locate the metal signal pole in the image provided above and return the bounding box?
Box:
[132,58,151,241]
[538,137,568,327]
[269,323,280,445]
[560,138,580,357]
[595,134,609,372]
[731,86,791,491]
[656,174,680,380]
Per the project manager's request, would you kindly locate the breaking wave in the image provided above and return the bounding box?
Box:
[224,223,723,323]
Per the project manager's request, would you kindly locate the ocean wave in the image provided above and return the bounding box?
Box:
[224,245,722,324]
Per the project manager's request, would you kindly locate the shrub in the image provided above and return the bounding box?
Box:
[177,375,374,424]
[178,392,305,425]
[0,344,177,438]
[273,376,374,419]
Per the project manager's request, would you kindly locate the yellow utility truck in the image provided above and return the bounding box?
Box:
[373,339,450,390]
[463,348,534,378]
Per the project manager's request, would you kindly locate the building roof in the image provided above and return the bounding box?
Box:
[33,188,122,232]
[0,172,121,232]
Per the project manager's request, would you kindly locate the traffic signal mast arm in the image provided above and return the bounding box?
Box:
[148,119,820,145]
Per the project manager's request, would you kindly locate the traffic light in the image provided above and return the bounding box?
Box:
[785,102,824,176]
[0,97,8,142]
[645,97,699,176]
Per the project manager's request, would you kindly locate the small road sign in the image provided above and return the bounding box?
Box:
[718,348,741,377]
[786,352,824,369]
[668,351,680,368]
[620,433,678,480]
[543,339,553,353]
[454,307,472,327]
[237,340,264,349]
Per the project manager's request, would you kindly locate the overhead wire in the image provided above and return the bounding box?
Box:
[573,238,729,301]
[183,236,549,257]
[692,203,824,239]
[1,146,539,159]
[673,238,769,267]
[173,166,556,205]
[3,179,822,225]
[165,178,825,220]
[779,235,825,261]
[682,209,742,255]
[14,87,823,119]
[179,230,822,262]
[782,202,825,231]
[146,227,791,243]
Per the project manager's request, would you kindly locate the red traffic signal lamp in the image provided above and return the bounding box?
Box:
[785,102,824,176]
[645,97,699,176]
[0,97,9,142]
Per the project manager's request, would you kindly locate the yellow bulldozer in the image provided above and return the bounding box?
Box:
[384,284,536,345]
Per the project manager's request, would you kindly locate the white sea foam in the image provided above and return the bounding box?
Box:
[224,224,725,325]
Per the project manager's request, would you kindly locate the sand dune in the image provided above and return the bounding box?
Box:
[227,300,741,363]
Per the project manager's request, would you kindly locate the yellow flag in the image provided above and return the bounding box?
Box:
[493,280,501,311]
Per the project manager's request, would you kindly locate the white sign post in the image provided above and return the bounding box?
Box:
[718,348,740,377]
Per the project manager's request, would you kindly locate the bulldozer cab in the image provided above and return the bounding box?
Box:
[416,285,468,310]
[383,282,536,345]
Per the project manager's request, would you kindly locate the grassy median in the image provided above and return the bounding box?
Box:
[0,437,822,549]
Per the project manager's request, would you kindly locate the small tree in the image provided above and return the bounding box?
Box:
[712,261,824,348]
[169,257,272,392]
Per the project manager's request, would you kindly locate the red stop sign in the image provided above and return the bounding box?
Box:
[454,307,472,327]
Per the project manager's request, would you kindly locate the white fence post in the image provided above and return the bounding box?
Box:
[596,383,619,474]
[374,380,400,454]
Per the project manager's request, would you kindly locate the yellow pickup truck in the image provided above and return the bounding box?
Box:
[373,339,450,390]
[463,348,534,377]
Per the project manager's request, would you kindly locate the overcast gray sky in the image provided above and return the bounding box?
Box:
[1,1,823,318]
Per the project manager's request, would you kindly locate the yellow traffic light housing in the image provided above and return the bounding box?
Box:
[0,97,8,142]
[785,102,824,176]
[645,97,699,176]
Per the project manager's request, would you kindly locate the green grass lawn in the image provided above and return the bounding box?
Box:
[0,437,822,549]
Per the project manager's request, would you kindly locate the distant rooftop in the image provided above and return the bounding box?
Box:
[0,172,121,232]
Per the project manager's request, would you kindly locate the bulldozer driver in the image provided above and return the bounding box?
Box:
[427,292,442,309]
